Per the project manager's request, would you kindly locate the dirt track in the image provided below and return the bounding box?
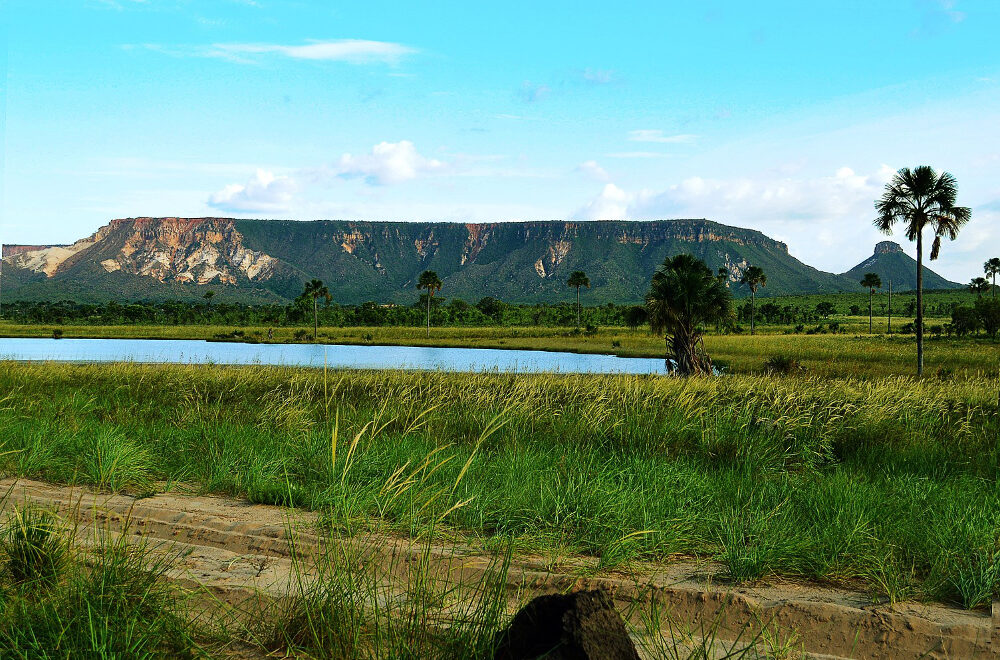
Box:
[0,478,993,660]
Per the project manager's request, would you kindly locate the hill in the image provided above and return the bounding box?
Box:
[841,241,959,291]
[2,217,860,304]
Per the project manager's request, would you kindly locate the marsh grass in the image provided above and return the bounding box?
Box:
[0,362,998,609]
[1,505,68,586]
[0,507,200,657]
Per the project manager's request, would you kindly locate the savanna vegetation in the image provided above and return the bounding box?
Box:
[0,362,998,615]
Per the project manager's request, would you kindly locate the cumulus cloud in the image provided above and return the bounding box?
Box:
[630,165,895,221]
[208,169,297,212]
[570,165,904,269]
[575,160,609,182]
[333,141,445,185]
[574,183,630,220]
[134,39,416,65]
[627,130,698,144]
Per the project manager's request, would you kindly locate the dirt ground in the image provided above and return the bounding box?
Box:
[0,478,993,659]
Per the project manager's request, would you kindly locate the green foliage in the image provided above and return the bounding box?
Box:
[81,430,154,493]
[647,254,731,374]
[762,355,803,374]
[0,527,197,656]
[2,507,67,586]
[974,297,1000,338]
[1,362,998,608]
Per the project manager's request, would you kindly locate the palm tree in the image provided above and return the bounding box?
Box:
[203,290,215,308]
[566,271,590,329]
[875,166,971,376]
[299,279,331,340]
[860,272,882,334]
[646,254,731,376]
[417,270,442,337]
[739,266,766,335]
[969,277,990,297]
[985,257,1000,299]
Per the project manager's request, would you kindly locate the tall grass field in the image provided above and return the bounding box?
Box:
[0,361,997,613]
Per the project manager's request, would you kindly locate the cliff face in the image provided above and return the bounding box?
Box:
[8,218,277,286]
[2,217,853,303]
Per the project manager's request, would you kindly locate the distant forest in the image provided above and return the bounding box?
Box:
[0,287,982,330]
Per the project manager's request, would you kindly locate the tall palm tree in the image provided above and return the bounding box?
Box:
[875,166,971,376]
[203,290,215,308]
[417,270,442,337]
[739,266,766,335]
[860,272,882,334]
[646,254,731,376]
[566,271,590,329]
[985,257,1000,299]
[969,277,990,297]
[299,279,331,340]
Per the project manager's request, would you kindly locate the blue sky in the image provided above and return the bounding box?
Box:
[2,0,998,280]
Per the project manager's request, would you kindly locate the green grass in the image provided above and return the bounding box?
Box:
[2,321,998,377]
[0,499,779,658]
[0,511,200,658]
[0,362,997,610]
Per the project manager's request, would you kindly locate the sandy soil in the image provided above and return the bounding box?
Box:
[0,478,993,660]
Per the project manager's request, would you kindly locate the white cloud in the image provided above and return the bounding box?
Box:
[574,183,631,220]
[517,81,550,103]
[333,141,445,185]
[627,130,698,144]
[575,160,609,182]
[208,169,297,212]
[134,39,416,65]
[628,165,895,221]
[570,166,904,269]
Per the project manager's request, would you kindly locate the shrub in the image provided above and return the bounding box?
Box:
[293,329,309,341]
[762,355,803,374]
[974,297,1000,339]
[82,430,154,493]
[2,507,67,586]
[51,329,64,339]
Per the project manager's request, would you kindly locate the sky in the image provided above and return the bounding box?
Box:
[1,0,998,281]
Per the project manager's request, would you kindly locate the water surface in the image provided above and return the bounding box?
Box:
[0,338,668,375]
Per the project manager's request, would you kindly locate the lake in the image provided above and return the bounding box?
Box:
[0,338,669,375]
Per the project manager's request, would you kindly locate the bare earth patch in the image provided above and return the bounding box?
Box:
[1,478,992,660]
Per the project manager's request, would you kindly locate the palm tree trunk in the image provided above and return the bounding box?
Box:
[916,230,924,376]
[869,289,873,334]
[576,286,581,329]
[426,290,431,338]
[313,297,318,340]
[750,290,755,336]
[887,279,892,333]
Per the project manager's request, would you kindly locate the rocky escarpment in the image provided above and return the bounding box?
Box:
[7,218,277,286]
[3,217,858,303]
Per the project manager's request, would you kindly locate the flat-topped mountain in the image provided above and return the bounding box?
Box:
[841,241,959,291]
[1,217,906,304]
